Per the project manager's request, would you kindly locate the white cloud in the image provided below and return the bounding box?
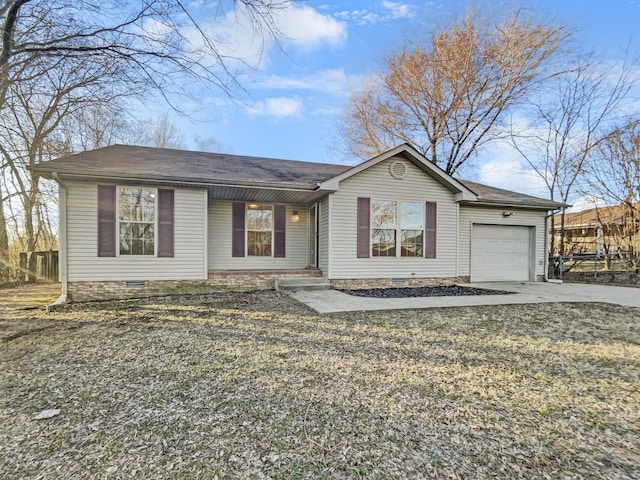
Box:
[335,1,415,25]
[381,1,414,19]
[182,3,346,71]
[277,5,347,50]
[252,69,365,96]
[247,96,303,118]
[479,158,548,197]
[477,141,550,198]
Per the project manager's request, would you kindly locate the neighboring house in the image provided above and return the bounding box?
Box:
[550,204,640,257]
[32,143,563,302]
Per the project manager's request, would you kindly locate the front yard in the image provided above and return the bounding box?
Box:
[1,285,639,479]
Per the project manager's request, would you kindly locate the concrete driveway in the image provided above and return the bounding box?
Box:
[288,282,640,313]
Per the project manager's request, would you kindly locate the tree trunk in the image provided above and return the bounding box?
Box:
[0,189,9,280]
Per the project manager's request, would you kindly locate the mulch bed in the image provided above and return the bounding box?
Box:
[341,285,516,298]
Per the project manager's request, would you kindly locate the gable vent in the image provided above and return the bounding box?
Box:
[389,160,408,179]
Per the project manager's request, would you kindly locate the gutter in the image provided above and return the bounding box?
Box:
[49,172,68,308]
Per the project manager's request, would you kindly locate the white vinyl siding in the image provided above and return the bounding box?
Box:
[208,202,307,270]
[459,205,546,279]
[328,157,458,279]
[319,198,329,276]
[66,182,207,281]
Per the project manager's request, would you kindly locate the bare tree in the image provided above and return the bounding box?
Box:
[0,55,126,271]
[584,120,640,269]
[339,9,568,175]
[1,0,287,110]
[0,0,288,280]
[133,113,187,149]
[510,51,638,267]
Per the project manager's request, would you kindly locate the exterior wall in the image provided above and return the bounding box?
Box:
[327,157,459,280]
[459,205,547,279]
[66,181,207,282]
[208,202,308,271]
[319,197,329,276]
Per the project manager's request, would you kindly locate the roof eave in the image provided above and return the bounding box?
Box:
[39,170,321,192]
[461,200,567,210]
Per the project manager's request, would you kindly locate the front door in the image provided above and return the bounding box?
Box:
[308,204,318,267]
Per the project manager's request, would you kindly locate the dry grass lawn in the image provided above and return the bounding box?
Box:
[1,284,639,479]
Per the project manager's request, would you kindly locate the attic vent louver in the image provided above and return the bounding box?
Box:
[389,160,408,179]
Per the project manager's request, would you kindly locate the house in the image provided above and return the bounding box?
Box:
[32,143,564,302]
[550,204,640,257]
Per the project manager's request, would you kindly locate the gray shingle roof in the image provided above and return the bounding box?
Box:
[459,179,563,209]
[32,144,351,190]
[32,144,563,209]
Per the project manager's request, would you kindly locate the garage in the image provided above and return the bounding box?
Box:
[471,224,533,282]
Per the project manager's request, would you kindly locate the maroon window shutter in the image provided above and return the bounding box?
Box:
[157,189,174,257]
[357,197,370,258]
[274,204,286,258]
[425,201,437,258]
[232,202,245,257]
[97,185,116,257]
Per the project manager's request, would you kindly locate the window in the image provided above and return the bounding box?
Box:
[246,204,273,256]
[119,187,156,255]
[371,200,424,257]
[372,200,397,256]
[400,202,424,257]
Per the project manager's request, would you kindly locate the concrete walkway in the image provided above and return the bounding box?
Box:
[288,282,640,313]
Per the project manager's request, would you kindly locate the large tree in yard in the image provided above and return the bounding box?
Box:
[339,10,568,175]
[0,0,287,279]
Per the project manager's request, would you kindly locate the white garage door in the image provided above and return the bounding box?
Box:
[471,225,532,282]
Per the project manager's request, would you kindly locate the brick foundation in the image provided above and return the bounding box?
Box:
[208,269,321,290]
[68,269,322,302]
[330,276,463,290]
[68,280,217,302]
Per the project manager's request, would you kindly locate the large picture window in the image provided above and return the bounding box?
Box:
[247,204,273,256]
[371,200,424,257]
[119,187,156,255]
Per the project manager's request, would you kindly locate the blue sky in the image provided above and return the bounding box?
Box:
[165,0,640,201]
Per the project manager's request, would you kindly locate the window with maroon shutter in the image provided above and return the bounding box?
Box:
[157,189,174,257]
[232,202,246,257]
[98,185,116,257]
[118,187,156,255]
[357,197,370,258]
[273,204,286,258]
[425,201,437,258]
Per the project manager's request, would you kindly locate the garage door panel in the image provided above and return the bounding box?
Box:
[471,225,532,282]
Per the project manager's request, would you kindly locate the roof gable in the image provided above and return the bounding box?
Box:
[317,144,477,201]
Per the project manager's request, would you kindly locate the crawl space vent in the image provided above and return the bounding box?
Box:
[389,160,408,179]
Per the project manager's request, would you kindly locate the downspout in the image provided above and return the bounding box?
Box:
[49,173,68,308]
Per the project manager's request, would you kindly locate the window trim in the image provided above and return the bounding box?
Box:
[116,186,158,257]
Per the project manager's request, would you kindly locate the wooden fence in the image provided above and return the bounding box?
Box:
[19,250,59,282]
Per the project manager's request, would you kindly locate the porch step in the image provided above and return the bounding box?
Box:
[275,277,333,292]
